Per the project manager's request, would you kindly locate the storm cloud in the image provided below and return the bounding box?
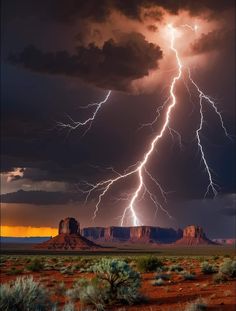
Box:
[9,33,163,91]
[0,189,81,205]
[1,0,235,235]
[191,29,234,54]
[45,0,236,23]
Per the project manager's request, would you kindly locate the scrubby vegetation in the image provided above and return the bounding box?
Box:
[6,267,23,275]
[67,258,142,309]
[181,271,196,280]
[0,253,235,310]
[169,264,183,272]
[184,298,207,311]
[62,302,76,311]
[213,272,228,284]
[137,256,163,272]
[201,261,217,274]
[155,272,171,281]
[27,258,44,272]
[219,259,236,278]
[0,276,52,311]
[151,278,165,286]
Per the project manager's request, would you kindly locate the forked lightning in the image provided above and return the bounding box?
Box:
[58,24,230,226]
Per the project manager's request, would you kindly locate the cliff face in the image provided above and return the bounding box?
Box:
[59,217,80,235]
[104,226,130,241]
[81,227,105,240]
[81,226,182,243]
[130,226,182,243]
[176,225,215,245]
[183,225,205,238]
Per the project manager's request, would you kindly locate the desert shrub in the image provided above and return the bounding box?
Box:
[219,259,236,278]
[169,264,183,272]
[43,263,55,271]
[0,276,52,311]
[6,267,23,275]
[159,266,169,272]
[54,281,66,296]
[51,257,58,263]
[0,257,6,264]
[155,273,171,281]
[137,256,163,272]
[151,278,164,286]
[182,271,196,280]
[24,257,31,263]
[213,272,228,284]
[27,258,44,272]
[123,257,133,264]
[212,255,219,261]
[66,286,81,302]
[68,259,142,309]
[68,278,108,310]
[62,302,76,311]
[60,265,76,275]
[92,258,141,304]
[74,263,81,271]
[201,262,217,274]
[184,298,207,311]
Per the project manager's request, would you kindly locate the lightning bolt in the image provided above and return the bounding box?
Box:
[60,23,230,226]
[57,90,111,135]
[187,68,231,197]
[76,24,180,226]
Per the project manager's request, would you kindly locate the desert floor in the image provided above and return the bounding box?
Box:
[0,246,235,310]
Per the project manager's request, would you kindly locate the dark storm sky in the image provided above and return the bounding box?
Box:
[1,0,235,238]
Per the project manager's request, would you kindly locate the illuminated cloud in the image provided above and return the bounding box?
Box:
[9,33,163,91]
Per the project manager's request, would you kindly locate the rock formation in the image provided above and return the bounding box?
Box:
[175,225,215,245]
[212,238,236,245]
[81,227,105,241]
[130,226,182,243]
[104,226,130,241]
[81,226,182,244]
[59,217,80,235]
[36,217,100,250]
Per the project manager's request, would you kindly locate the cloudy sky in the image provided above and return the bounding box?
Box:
[1,0,235,238]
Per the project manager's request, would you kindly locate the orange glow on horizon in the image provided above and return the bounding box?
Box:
[0,226,58,237]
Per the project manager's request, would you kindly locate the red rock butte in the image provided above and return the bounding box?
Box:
[36,217,100,250]
[175,225,216,245]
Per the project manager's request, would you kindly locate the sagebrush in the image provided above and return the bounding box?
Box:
[68,258,142,309]
[0,276,52,311]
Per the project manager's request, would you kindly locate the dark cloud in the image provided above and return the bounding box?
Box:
[9,33,163,91]
[191,29,234,54]
[0,189,81,205]
[219,207,236,216]
[5,0,234,27]
[49,0,235,22]
[47,0,110,23]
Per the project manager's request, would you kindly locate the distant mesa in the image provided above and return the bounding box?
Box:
[36,217,100,250]
[130,226,183,243]
[81,225,183,244]
[36,219,216,249]
[175,225,216,245]
[212,238,236,245]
